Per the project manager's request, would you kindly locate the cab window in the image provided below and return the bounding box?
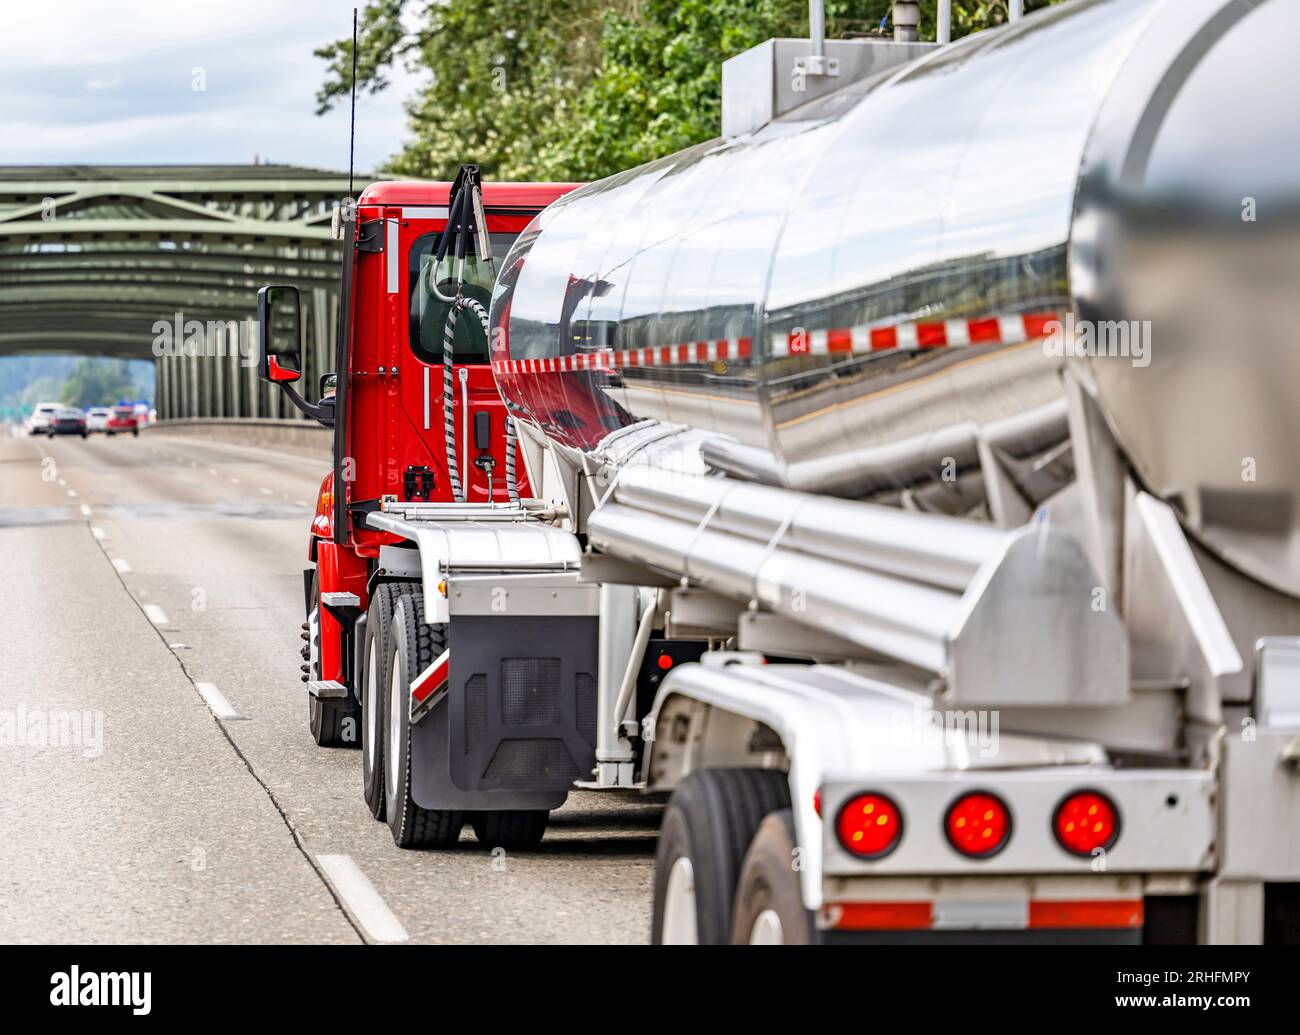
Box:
[408,231,518,365]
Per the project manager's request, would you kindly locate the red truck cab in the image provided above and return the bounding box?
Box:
[257,174,580,750]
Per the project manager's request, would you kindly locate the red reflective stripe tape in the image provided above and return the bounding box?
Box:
[829,902,933,931]
[870,326,897,350]
[1028,900,1144,930]
[411,650,450,703]
[488,312,1064,376]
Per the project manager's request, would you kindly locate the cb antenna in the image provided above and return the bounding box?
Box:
[348,7,358,201]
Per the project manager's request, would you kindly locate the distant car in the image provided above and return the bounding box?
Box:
[26,402,61,434]
[106,406,139,437]
[48,408,88,438]
[86,407,112,433]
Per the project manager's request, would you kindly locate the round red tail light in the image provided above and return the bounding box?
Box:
[1053,790,1120,857]
[944,792,1011,858]
[835,792,903,859]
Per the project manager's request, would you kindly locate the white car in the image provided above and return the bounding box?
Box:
[26,402,61,435]
[85,407,112,433]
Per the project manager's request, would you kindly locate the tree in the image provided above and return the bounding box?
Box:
[58,358,139,409]
[318,1,1063,182]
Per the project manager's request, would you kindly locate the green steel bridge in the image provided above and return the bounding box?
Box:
[0,165,371,420]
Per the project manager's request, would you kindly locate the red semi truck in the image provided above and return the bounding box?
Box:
[255,169,636,851]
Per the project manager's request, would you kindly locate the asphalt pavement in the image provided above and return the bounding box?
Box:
[0,423,658,944]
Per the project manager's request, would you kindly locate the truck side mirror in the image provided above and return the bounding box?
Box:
[257,285,303,384]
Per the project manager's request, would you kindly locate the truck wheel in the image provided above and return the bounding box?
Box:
[386,589,464,848]
[471,810,549,850]
[360,583,398,821]
[306,570,358,748]
[651,768,791,945]
[730,810,814,944]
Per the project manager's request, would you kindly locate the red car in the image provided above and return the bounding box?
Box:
[105,406,139,437]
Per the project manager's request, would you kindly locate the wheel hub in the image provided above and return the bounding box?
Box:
[661,856,698,945]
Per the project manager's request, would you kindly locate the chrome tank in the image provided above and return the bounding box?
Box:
[491,0,1300,595]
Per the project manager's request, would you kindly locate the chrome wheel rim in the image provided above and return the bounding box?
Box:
[661,856,698,945]
[748,909,784,945]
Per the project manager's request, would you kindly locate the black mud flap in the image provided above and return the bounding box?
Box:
[409,614,599,812]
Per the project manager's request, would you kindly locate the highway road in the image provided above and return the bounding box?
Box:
[0,424,659,944]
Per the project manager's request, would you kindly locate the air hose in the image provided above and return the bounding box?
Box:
[441,296,519,504]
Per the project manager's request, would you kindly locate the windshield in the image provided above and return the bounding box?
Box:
[408,230,518,365]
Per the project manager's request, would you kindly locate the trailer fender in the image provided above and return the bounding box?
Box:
[368,517,583,623]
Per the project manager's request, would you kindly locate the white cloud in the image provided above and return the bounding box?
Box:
[0,0,423,172]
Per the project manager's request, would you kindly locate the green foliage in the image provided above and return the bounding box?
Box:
[319,1,1064,182]
[58,358,142,409]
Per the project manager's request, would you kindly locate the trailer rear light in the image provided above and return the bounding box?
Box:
[835,792,902,859]
[944,791,1011,858]
[656,653,674,671]
[1053,790,1120,857]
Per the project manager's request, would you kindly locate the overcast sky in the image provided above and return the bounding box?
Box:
[0,0,420,173]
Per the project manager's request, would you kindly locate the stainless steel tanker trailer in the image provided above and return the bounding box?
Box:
[388,0,1300,944]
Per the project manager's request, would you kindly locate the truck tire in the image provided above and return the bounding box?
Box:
[730,809,815,944]
[385,589,464,848]
[471,810,549,850]
[306,570,358,748]
[360,583,398,821]
[651,768,791,945]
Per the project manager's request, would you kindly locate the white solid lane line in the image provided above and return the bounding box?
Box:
[194,681,240,720]
[314,855,410,944]
[143,604,168,625]
[112,558,132,574]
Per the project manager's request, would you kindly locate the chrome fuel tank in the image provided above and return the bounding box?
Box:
[491,0,1300,596]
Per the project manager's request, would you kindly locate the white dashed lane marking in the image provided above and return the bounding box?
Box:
[194,681,240,720]
[314,855,409,944]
